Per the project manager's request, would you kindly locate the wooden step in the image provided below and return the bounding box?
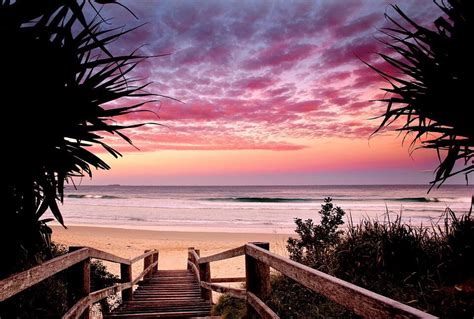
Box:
[108,269,212,318]
[104,310,212,318]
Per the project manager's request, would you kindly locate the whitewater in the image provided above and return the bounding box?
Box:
[48,185,473,233]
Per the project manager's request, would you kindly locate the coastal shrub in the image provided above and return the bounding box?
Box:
[266,273,357,319]
[287,197,344,270]
[269,199,473,318]
[91,261,121,314]
[212,199,473,318]
[0,243,120,318]
[212,294,247,318]
[265,198,356,318]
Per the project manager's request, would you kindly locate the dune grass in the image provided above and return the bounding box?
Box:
[214,198,474,318]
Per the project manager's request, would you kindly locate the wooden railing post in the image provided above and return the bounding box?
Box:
[194,249,200,265]
[246,242,270,318]
[144,250,152,279]
[120,263,133,302]
[68,246,91,319]
[188,247,200,268]
[199,261,212,303]
[187,247,194,270]
[152,251,159,274]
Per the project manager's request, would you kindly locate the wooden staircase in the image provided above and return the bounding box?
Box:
[1,244,436,319]
[105,269,212,318]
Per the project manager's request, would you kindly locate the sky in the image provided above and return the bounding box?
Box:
[80,0,462,186]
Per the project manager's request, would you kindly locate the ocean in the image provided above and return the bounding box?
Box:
[51,185,473,234]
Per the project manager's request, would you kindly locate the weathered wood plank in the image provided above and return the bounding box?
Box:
[201,281,246,300]
[198,245,245,264]
[143,250,153,280]
[121,263,133,302]
[120,302,209,307]
[187,247,196,271]
[245,244,436,319]
[122,299,209,308]
[247,292,279,319]
[88,248,131,265]
[130,249,157,264]
[0,247,90,302]
[211,277,246,283]
[110,268,211,318]
[246,242,270,319]
[187,260,200,281]
[199,262,212,302]
[104,310,212,318]
[67,247,91,319]
[189,249,200,265]
[63,283,129,319]
[152,252,159,274]
[132,260,158,285]
[63,295,91,319]
[119,306,212,312]
[1,246,167,318]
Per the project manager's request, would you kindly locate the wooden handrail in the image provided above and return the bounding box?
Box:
[211,277,246,283]
[189,250,200,264]
[88,248,131,265]
[64,249,158,318]
[245,244,436,319]
[14,242,435,319]
[187,260,200,281]
[132,260,158,286]
[198,245,245,264]
[247,292,279,319]
[194,243,437,319]
[200,281,246,299]
[130,250,156,264]
[0,246,159,319]
[63,282,130,319]
[0,247,90,302]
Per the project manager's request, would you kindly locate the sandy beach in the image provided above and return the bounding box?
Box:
[52,225,291,283]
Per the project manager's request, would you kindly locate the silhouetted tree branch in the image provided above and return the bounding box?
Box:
[0,0,156,277]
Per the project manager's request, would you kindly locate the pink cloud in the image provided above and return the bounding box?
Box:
[92,0,441,153]
[234,76,277,90]
[320,37,380,69]
[285,100,324,113]
[243,43,316,70]
[335,12,380,38]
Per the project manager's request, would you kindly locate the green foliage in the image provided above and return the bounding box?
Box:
[212,294,247,319]
[267,199,474,318]
[266,274,357,319]
[0,0,156,277]
[369,0,474,187]
[91,261,121,313]
[333,209,474,317]
[287,197,344,270]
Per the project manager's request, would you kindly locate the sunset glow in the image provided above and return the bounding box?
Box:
[82,1,456,185]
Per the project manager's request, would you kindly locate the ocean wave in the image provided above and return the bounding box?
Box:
[204,196,471,204]
[66,194,122,199]
[389,197,471,203]
[205,197,315,203]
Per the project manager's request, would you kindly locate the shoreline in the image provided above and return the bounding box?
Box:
[51,225,293,241]
[51,222,295,234]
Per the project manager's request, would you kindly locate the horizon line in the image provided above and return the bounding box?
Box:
[65,183,471,187]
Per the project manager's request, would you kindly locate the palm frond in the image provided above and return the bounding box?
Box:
[369,0,474,188]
